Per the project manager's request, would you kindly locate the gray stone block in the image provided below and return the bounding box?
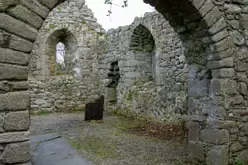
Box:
[0,92,29,111]
[208,57,234,70]
[212,68,235,78]
[0,131,29,143]
[206,145,228,165]
[0,13,37,41]
[8,81,29,90]
[188,121,200,141]
[188,142,205,161]
[20,0,50,18]
[38,0,62,9]
[2,141,31,164]
[9,5,43,29]
[0,48,29,66]
[4,111,30,131]
[0,30,33,53]
[238,150,248,164]
[0,0,17,11]
[201,129,229,144]
[0,63,28,80]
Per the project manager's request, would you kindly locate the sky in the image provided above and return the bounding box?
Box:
[85,0,155,30]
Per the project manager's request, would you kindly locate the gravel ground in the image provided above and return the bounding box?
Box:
[30,112,187,165]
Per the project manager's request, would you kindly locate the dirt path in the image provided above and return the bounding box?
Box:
[30,112,187,165]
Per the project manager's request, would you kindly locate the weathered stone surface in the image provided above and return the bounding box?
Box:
[0,81,29,94]
[209,17,227,35]
[202,6,223,28]
[8,81,29,90]
[0,92,29,111]
[240,124,248,135]
[206,145,228,165]
[0,0,18,11]
[38,0,62,9]
[0,131,29,143]
[188,142,205,161]
[210,79,238,96]
[230,142,243,152]
[237,150,248,164]
[236,61,248,72]
[9,5,43,29]
[0,114,4,133]
[0,13,37,41]
[0,48,29,66]
[0,30,33,53]
[212,68,235,78]
[201,129,229,144]
[4,111,29,131]
[2,0,248,165]
[0,64,28,80]
[20,0,50,18]
[17,163,32,165]
[239,82,248,96]
[208,57,234,70]
[28,0,106,115]
[188,122,200,141]
[2,141,31,164]
[237,46,248,60]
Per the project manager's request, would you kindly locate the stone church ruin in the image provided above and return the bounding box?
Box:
[0,0,248,164]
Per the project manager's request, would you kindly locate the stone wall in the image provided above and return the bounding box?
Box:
[1,0,248,164]
[100,12,188,122]
[29,0,105,112]
[144,0,248,164]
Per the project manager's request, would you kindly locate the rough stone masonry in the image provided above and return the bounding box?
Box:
[29,0,105,113]
[0,0,248,165]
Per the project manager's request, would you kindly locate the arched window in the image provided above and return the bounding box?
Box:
[46,29,78,76]
[130,25,155,82]
[56,42,66,73]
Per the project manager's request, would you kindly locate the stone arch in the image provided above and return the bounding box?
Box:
[0,0,69,164]
[45,28,78,76]
[129,24,155,52]
[28,0,105,115]
[143,0,236,164]
[129,24,156,82]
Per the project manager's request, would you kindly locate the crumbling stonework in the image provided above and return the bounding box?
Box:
[29,0,105,112]
[144,0,248,164]
[100,12,188,122]
[1,0,248,164]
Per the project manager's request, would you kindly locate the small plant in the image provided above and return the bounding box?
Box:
[234,159,245,165]
[49,24,57,29]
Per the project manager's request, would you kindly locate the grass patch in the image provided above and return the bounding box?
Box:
[112,117,146,131]
[69,106,86,113]
[68,135,119,159]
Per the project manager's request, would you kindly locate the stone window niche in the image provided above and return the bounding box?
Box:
[46,29,78,76]
[106,61,120,103]
[130,24,156,82]
[55,42,66,74]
